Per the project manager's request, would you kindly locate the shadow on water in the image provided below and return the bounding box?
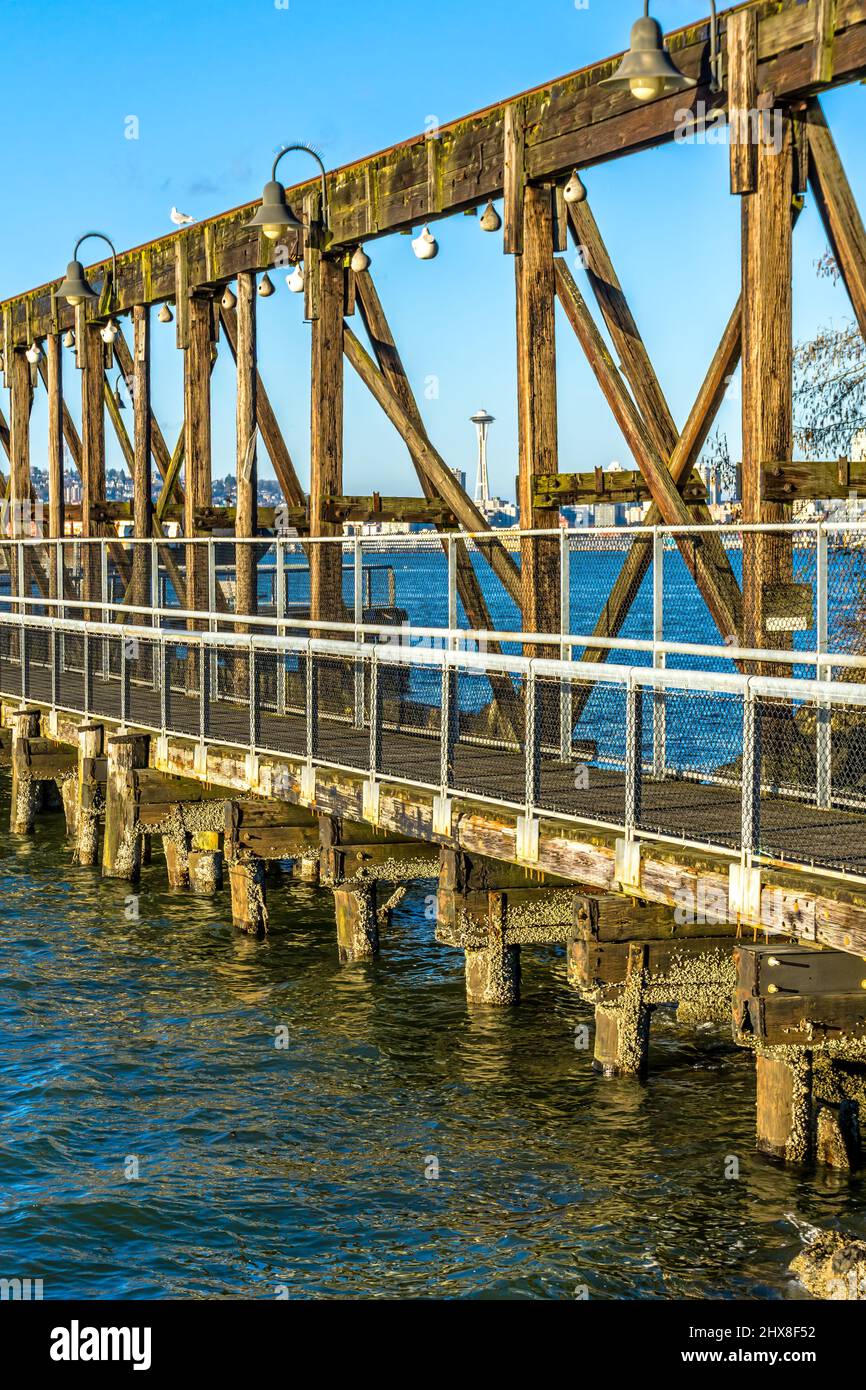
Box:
[0,779,864,1299]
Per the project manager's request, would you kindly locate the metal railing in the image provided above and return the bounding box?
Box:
[3,608,866,885]
[3,520,866,671]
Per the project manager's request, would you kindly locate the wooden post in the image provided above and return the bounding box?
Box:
[9,349,32,540]
[184,295,212,616]
[9,708,41,833]
[741,108,794,655]
[310,257,344,626]
[162,833,190,889]
[755,1050,813,1162]
[131,304,152,609]
[102,733,148,880]
[229,855,268,934]
[47,334,64,550]
[464,892,520,1005]
[334,883,379,961]
[189,830,223,894]
[80,324,105,609]
[75,722,103,866]
[515,184,559,642]
[234,272,257,623]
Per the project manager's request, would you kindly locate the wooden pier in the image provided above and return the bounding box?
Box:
[2,0,866,1172]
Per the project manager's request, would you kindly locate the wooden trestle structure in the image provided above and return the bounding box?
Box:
[4,0,866,1174]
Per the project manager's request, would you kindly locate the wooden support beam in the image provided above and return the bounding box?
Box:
[760,457,866,501]
[566,200,678,460]
[184,295,213,613]
[503,101,526,255]
[234,271,257,622]
[310,258,345,624]
[807,97,866,341]
[735,942,866,1046]
[323,495,457,526]
[554,259,743,645]
[343,324,521,605]
[220,302,305,507]
[46,334,64,543]
[9,349,32,536]
[533,468,707,509]
[741,109,794,654]
[80,325,105,539]
[814,0,838,85]
[131,304,152,607]
[516,184,559,640]
[113,323,183,509]
[728,7,758,194]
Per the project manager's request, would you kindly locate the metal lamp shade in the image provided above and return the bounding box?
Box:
[57,259,100,305]
[600,16,696,99]
[246,180,306,237]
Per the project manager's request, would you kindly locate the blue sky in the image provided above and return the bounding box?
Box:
[3,0,863,499]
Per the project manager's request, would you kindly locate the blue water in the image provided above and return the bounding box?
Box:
[2,783,866,1300]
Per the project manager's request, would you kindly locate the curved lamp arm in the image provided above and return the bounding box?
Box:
[74,231,118,310]
[272,145,329,229]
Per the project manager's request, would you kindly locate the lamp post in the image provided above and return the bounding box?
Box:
[56,231,118,308]
[471,408,495,511]
[601,2,719,101]
[246,143,330,241]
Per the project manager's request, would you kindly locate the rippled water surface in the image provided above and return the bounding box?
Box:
[1,782,865,1300]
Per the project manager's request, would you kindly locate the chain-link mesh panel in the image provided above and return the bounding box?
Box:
[358,536,436,628]
[638,686,744,848]
[126,634,162,731]
[23,624,52,705]
[164,639,202,738]
[535,675,627,823]
[662,534,740,674]
[827,532,866,657]
[754,693,866,873]
[55,631,85,712]
[451,668,524,802]
[311,653,368,768]
[567,531,654,668]
[0,623,16,698]
[87,632,123,721]
[377,660,442,786]
[253,648,307,758]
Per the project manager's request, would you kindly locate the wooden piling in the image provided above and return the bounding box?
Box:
[334,883,378,961]
[9,708,41,833]
[75,723,103,866]
[102,733,148,880]
[189,830,223,895]
[228,855,268,934]
[162,832,190,889]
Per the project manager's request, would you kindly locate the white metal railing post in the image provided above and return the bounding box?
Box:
[16,545,24,609]
[624,674,643,838]
[353,534,364,728]
[276,538,286,716]
[816,523,832,808]
[208,543,217,693]
[19,614,26,703]
[120,630,128,730]
[369,647,382,776]
[524,666,540,819]
[740,680,761,864]
[159,638,167,735]
[447,536,457,650]
[652,527,666,779]
[248,640,256,755]
[305,642,318,766]
[440,657,457,801]
[100,542,109,679]
[559,528,571,762]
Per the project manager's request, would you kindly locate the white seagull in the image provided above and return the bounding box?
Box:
[170,206,195,226]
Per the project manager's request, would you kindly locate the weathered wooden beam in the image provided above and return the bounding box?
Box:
[814,0,839,84]
[184,295,213,613]
[310,258,345,624]
[8,0,866,342]
[760,457,866,501]
[46,334,64,543]
[113,323,183,508]
[219,302,305,507]
[323,495,458,526]
[344,322,523,610]
[728,7,758,194]
[735,942,866,1045]
[9,350,32,535]
[741,109,794,655]
[533,467,707,509]
[234,272,257,622]
[36,353,83,481]
[807,97,866,341]
[130,304,152,608]
[554,259,742,645]
[503,101,526,255]
[516,184,559,640]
